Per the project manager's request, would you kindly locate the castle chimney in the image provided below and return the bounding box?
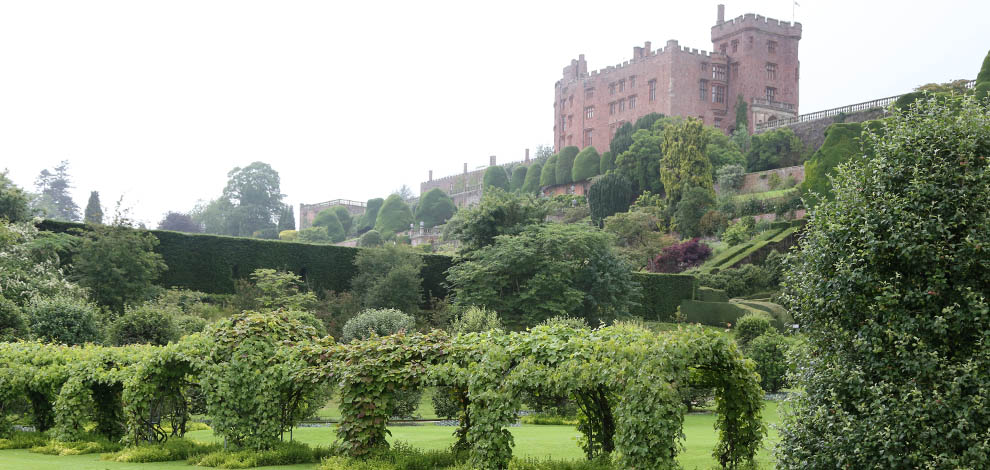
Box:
[463,163,468,174]
[525,148,530,162]
[717,4,725,24]
[490,155,496,166]
[644,41,651,53]
[428,170,433,182]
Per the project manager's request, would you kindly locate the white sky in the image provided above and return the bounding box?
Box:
[1,0,987,227]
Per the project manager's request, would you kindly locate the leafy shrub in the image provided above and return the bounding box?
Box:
[0,431,48,450]
[510,166,528,192]
[747,330,789,392]
[174,314,208,336]
[331,206,353,236]
[351,245,424,313]
[71,222,168,314]
[696,263,775,298]
[375,194,415,235]
[698,210,728,236]
[108,303,180,346]
[312,209,346,243]
[519,414,580,425]
[250,268,317,311]
[445,188,547,252]
[25,295,102,345]
[734,313,773,349]
[359,230,383,247]
[521,162,543,194]
[716,164,746,191]
[190,441,332,468]
[449,306,502,334]
[0,296,28,341]
[416,189,456,228]
[572,147,601,182]
[297,226,332,244]
[555,146,579,185]
[29,434,123,455]
[482,165,510,191]
[341,308,416,343]
[101,438,221,463]
[647,238,711,273]
[721,216,754,246]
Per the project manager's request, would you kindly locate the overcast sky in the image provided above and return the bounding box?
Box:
[1,0,987,227]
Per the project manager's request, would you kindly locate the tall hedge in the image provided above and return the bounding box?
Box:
[331,206,353,235]
[629,272,696,321]
[375,194,414,235]
[599,151,615,174]
[555,146,580,185]
[976,50,990,100]
[572,147,601,182]
[588,173,633,226]
[800,121,883,206]
[482,166,510,191]
[36,220,451,303]
[416,188,456,228]
[521,162,543,193]
[313,209,346,242]
[510,166,527,192]
[358,198,385,232]
[540,154,558,187]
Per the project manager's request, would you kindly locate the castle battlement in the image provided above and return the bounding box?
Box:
[712,12,802,40]
[558,40,720,87]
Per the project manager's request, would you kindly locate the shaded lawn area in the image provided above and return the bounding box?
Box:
[0,402,781,470]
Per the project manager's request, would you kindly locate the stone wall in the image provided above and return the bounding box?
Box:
[735,165,804,194]
[784,107,888,153]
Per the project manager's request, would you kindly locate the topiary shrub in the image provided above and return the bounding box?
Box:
[509,166,527,192]
[521,162,543,194]
[482,166,509,191]
[734,312,773,349]
[416,188,456,228]
[555,146,579,185]
[778,95,990,469]
[571,147,601,182]
[312,209,346,243]
[374,194,414,235]
[540,155,558,187]
[599,151,615,174]
[358,230,382,247]
[747,330,789,392]
[340,308,416,343]
[108,303,180,346]
[330,206,353,236]
[25,295,102,345]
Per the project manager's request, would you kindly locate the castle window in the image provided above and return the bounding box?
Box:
[609,102,616,115]
[649,80,657,102]
[619,99,626,112]
[629,76,636,88]
[629,95,637,109]
[609,83,616,95]
[699,79,708,100]
[720,43,727,54]
[568,96,574,107]
[619,79,625,92]
[714,118,722,129]
[765,87,777,102]
[700,62,708,73]
[561,116,567,131]
[732,63,740,77]
[584,129,593,146]
[585,88,594,99]
[768,40,777,54]
[712,64,726,81]
[766,63,777,80]
[586,107,595,119]
[712,84,726,104]
[731,40,739,53]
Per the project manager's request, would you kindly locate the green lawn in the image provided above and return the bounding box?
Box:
[732,187,798,202]
[0,402,782,469]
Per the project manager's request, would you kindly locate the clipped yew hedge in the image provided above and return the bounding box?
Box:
[630,272,696,321]
[36,220,451,301]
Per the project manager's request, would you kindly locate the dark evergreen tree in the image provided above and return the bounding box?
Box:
[540,155,558,187]
[312,209,346,242]
[522,162,543,193]
[555,146,580,185]
[374,194,414,235]
[416,188,456,228]
[34,160,80,221]
[157,212,202,233]
[572,147,601,182]
[599,151,615,174]
[357,198,385,232]
[482,165,510,191]
[84,191,103,224]
[277,204,296,232]
[331,206,353,235]
[588,173,633,227]
[510,166,528,192]
[0,171,30,222]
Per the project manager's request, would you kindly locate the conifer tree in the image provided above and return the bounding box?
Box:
[660,118,714,206]
[84,191,103,224]
[277,204,296,231]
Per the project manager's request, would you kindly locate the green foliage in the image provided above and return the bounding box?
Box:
[510,166,528,192]
[483,166,510,191]
[446,188,546,252]
[628,272,695,321]
[610,113,664,157]
[696,262,777,298]
[82,191,102,224]
[313,209,346,243]
[357,198,385,233]
[661,118,714,206]
[449,306,502,334]
[521,162,543,193]
[696,286,729,302]
[746,330,788,392]
[331,206,353,235]
[679,300,748,327]
[615,128,663,196]
[716,164,745,191]
[250,268,318,311]
[0,170,31,223]
[33,161,80,222]
[448,224,639,328]
[0,221,84,308]
[704,127,745,175]
[602,210,672,269]
[359,229,383,247]
[587,173,633,227]
[721,216,754,246]
[778,95,990,469]
[540,155,558,187]
[673,186,715,238]
[0,296,28,341]
[277,204,296,232]
[351,245,424,313]
[735,95,748,131]
[219,162,285,237]
[375,194,415,235]
[101,437,220,463]
[571,147,600,182]
[25,295,103,345]
[598,151,614,174]
[698,210,728,237]
[800,121,883,205]
[554,146,579,185]
[341,308,416,342]
[745,127,804,172]
[71,222,168,314]
[189,441,330,468]
[298,226,332,244]
[108,303,180,346]
[734,312,773,349]
[416,188,456,228]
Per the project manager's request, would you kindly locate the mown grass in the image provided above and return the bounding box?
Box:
[732,187,798,202]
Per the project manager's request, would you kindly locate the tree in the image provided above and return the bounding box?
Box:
[0,296,28,341]
[482,165,509,191]
[704,127,745,176]
[297,226,331,244]
[71,222,168,314]
[734,95,749,132]
[0,170,30,222]
[510,166,527,192]
[599,151,615,174]
[25,295,102,345]
[374,194,414,235]
[778,96,990,469]
[83,191,103,224]
[34,160,80,221]
[647,238,711,273]
[571,147,601,182]
[603,210,673,269]
[521,161,543,193]
[660,118,714,206]
[331,206,353,235]
[157,211,202,233]
[350,245,424,313]
[615,122,666,196]
[312,209,346,242]
[673,185,716,238]
[447,223,639,328]
[716,164,746,192]
[588,173,633,227]
[277,204,296,232]
[540,154,558,187]
[610,113,664,157]
[416,188,456,228]
[358,229,382,247]
[393,185,414,201]
[190,198,233,235]
[554,146,579,185]
[745,127,804,172]
[357,198,385,233]
[800,121,883,206]
[446,188,547,252]
[221,162,285,236]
